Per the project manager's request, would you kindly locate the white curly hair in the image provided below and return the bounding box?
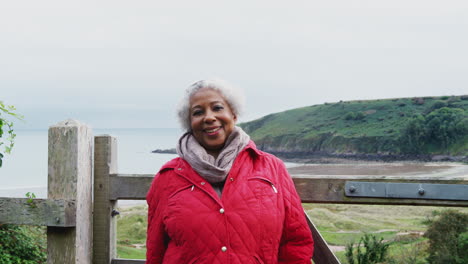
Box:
[176,79,245,132]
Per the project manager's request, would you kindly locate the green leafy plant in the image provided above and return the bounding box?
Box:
[456,232,468,264]
[424,210,468,264]
[345,234,390,264]
[0,225,46,264]
[0,101,23,167]
[25,192,37,209]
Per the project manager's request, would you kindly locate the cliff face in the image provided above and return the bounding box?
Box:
[240,96,468,160]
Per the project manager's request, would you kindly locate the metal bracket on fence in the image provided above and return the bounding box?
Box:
[345,181,468,201]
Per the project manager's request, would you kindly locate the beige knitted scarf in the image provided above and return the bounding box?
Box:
[176,126,250,184]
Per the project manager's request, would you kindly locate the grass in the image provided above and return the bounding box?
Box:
[117,245,146,259]
[115,203,468,263]
[116,205,148,259]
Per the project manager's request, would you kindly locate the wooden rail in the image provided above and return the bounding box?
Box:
[0,198,76,227]
[108,173,468,207]
[293,177,468,207]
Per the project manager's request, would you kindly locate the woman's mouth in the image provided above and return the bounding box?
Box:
[204,127,221,135]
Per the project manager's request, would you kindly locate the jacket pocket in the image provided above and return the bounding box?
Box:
[168,184,194,200]
[165,184,197,246]
[247,176,278,196]
[246,175,283,245]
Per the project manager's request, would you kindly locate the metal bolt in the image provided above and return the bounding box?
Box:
[349,186,356,193]
[418,188,425,195]
[111,209,120,217]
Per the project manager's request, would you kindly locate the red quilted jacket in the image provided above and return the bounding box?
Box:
[146,141,314,264]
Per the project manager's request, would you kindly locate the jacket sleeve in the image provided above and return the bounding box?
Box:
[146,171,170,264]
[277,160,314,263]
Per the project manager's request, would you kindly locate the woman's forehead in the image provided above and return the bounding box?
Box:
[190,88,227,106]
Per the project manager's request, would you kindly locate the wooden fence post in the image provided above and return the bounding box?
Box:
[47,119,93,264]
[93,135,118,264]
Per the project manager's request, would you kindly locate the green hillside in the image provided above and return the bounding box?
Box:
[240,95,468,160]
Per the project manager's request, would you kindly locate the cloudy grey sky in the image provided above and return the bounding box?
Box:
[1,0,467,129]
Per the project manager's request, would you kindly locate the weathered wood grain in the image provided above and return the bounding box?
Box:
[0,198,76,227]
[47,119,93,264]
[109,174,154,200]
[93,135,118,264]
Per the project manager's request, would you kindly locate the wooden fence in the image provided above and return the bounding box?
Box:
[0,120,467,264]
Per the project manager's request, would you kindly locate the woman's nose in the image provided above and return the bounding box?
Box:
[204,111,216,122]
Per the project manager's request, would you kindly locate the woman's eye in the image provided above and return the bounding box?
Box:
[192,110,203,116]
[213,105,224,111]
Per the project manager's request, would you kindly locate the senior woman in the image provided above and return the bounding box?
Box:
[146,80,314,264]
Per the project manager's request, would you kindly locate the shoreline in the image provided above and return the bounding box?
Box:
[271,152,467,164]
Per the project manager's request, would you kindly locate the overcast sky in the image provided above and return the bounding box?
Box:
[1,0,467,129]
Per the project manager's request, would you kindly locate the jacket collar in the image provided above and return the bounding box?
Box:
[159,140,262,173]
[242,140,264,157]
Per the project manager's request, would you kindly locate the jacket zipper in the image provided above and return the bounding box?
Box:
[249,177,278,194]
[271,184,278,193]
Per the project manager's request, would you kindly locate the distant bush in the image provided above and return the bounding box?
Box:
[440,96,450,100]
[412,97,425,105]
[424,210,468,264]
[389,241,427,264]
[345,112,365,121]
[355,112,365,120]
[400,108,467,153]
[457,232,468,263]
[345,112,356,120]
[425,101,447,114]
[448,96,461,103]
[425,107,467,149]
[399,114,426,153]
[345,234,390,264]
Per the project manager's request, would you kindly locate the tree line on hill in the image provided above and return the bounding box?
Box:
[400,106,467,154]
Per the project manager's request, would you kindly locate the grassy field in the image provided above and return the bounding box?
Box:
[116,203,468,263]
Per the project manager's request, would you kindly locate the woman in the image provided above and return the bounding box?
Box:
[146,79,314,264]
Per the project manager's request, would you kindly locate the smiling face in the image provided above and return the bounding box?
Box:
[189,88,237,157]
